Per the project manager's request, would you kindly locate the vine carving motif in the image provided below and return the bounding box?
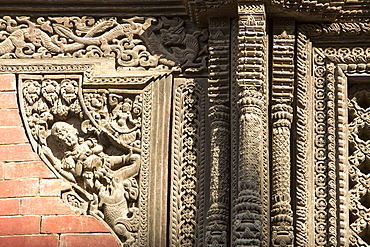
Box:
[0,16,208,74]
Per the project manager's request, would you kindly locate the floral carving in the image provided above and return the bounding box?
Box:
[20,75,144,245]
[0,16,208,74]
[171,79,206,246]
[349,84,370,246]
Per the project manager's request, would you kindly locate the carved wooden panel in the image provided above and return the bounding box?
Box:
[16,62,173,245]
[0,13,212,246]
[3,5,370,246]
[170,77,208,246]
[296,22,370,247]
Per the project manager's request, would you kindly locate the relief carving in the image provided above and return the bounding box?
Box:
[0,16,208,75]
[18,73,156,245]
[349,81,370,246]
[141,16,208,75]
[233,4,269,246]
[170,78,206,246]
[206,17,231,247]
[297,23,370,246]
[295,27,310,247]
[271,18,295,247]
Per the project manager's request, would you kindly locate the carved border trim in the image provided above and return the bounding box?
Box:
[297,25,370,246]
[326,61,337,246]
[312,48,329,246]
[138,83,152,246]
[295,28,310,247]
[336,65,349,247]
[170,78,206,246]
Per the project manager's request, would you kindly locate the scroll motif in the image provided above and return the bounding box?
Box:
[300,22,370,38]
[0,16,208,74]
[312,49,330,247]
[19,74,146,245]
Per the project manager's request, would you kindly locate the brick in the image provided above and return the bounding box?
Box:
[0,162,3,180]
[0,92,17,109]
[0,74,16,92]
[21,197,73,215]
[0,109,22,127]
[0,144,39,162]
[4,161,55,179]
[42,215,110,233]
[0,127,28,144]
[0,199,20,216]
[0,235,58,247]
[0,179,39,198]
[60,234,120,247]
[40,179,70,196]
[0,216,40,235]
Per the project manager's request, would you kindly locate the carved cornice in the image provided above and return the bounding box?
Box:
[0,1,187,17]
[0,16,208,76]
[183,0,370,26]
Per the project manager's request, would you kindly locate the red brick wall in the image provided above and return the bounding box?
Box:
[0,74,120,247]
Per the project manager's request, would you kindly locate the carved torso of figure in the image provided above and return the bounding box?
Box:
[49,121,141,243]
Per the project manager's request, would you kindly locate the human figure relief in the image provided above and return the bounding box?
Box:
[43,121,140,243]
[110,98,141,148]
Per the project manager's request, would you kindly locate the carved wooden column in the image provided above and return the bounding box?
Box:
[232,3,269,246]
[270,18,295,247]
[205,17,231,247]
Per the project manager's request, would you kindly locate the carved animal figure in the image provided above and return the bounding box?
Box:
[53,17,152,47]
[159,18,207,72]
[0,16,153,57]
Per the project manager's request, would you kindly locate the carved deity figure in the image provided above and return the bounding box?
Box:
[110,98,141,147]
[46,121,140,243]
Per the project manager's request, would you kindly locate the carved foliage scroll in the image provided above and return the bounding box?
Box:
[170,78,206,247]
[295,27,310,247]
[0,16,208,75]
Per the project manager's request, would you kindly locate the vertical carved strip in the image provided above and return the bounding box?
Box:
[171,78,206,247]
[139,84,152,246]
[271,18,295,247]
[295,28,309,247]
[233,3,268,246]
[313,48,328,247]
[326,62,337,246]
[206,17,231,246]
[230,17,239,247]
[347,65,370,246]
[336,66,348,247]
